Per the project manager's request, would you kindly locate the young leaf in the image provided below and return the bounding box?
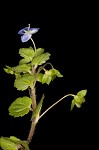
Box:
[19,47,35,62]
[42,73,52,85]
[4,65,14,75]
[70,90,87,110]
[34,48,44,57]
[31,94,45,123]
[74,95,81,103]
[48,69,63,77]
[14,74,34,91]
[41,69,63,85]
[8,96,32,117]
[37,73,43,82]
[0,137,18,150]
[12,64,31,73]
[31,52,51,68]
[77,89,87,98]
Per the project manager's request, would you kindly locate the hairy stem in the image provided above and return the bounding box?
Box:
[27,65,37,144]
[30,87,37,110]
[27,87,37,144]
[39,94,75,120]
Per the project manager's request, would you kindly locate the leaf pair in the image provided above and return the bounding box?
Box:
[0,136,30,150]
[71,90,87,110]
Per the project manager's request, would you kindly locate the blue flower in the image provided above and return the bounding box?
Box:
[18,24,39,42]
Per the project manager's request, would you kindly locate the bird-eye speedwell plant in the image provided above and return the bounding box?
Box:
[0,24,87,150]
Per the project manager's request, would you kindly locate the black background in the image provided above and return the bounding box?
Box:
[0,2,98,149]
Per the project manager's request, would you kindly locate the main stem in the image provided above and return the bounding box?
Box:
[27,38,38,144]
[27,87,37,144]
[27,66,37,144]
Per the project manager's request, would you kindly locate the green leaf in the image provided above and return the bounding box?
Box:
[37,73,43,82]
[14,73,21,79]
[42,73,52,85]
[75,97,85,107]
[70,90,87,110]
[0,136,30,150]
[48,69,63,77]
[9,137,30,150]
[41,69,63,85]
[19,58,31,64]
[0,137,18,150]
[31,52,51,68]
[31,94,44,123]
[12,64,31,73]
[9,136,20,143]
[74,95,81,103]
[4,65,14,74]
[19,47,35,63]
[34,48,44,57]
[14,74,34,91]
[8,96,32,117]
[77,89,87,98]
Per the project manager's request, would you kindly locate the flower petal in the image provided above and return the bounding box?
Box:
[18,27,29,35]
[21,34,32,42]
[29,28,40,34]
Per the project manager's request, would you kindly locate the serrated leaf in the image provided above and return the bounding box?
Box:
[77,90,87,98]
[14,74,34,91]
[34,48,44,57]
[31,94,44,123]
[8,96,32,117]
[0,137,18,150]
[19,58,31,64]
[31,52,51,68]
[19,47,35,63]
[4,65,14,74]
[13,64,31,73]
